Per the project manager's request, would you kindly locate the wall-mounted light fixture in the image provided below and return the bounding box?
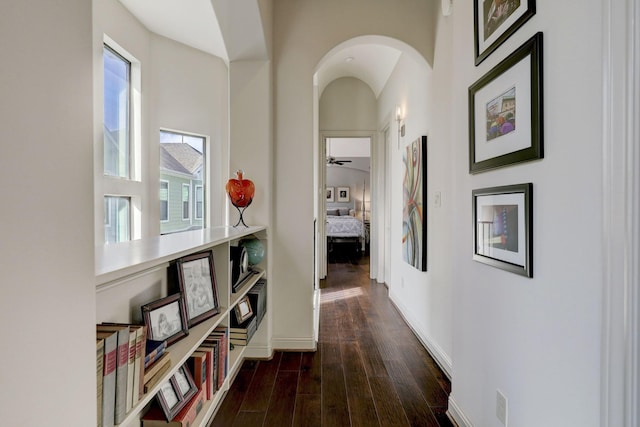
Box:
[396,105,405,148]
[442,0,453,16]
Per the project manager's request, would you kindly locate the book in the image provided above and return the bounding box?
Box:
[143,352,171,384]
[198,339,221,390]
[228,315,257,346]
[195,345,215,398]
[145,339,167,369]
[141,389,205,427]
[96,324,130,424]
[212,327,228,388]
[101,323,147,405]
[247,279,267,327]
[96,330,118,427]
[188,351,208,400]
[96,338,104,427]
[143,360,172,393]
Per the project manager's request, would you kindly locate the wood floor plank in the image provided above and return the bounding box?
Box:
[263,370,299,427]
[321,363,350,427]
[232,411,266,427]
[280,351,302,371]
[298,348,322,395]
[348,395,381,427]
[209,365,256,427]
[239,352,282,411]
[369,376,411,427]
[293,394,322,427]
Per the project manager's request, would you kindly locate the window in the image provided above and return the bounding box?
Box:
[182,184,190,220]
[195,185,203,220]
[104,196,130,243]
[160,130,206,234]
[160,181,169,222]
[103,45,130,179]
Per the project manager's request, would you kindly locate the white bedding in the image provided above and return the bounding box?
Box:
[326,215,364,238]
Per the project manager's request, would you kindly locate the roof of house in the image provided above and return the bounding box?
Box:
[160,143,203,176]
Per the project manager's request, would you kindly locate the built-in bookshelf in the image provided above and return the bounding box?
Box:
[95,225,269,427]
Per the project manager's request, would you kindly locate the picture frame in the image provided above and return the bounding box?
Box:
[142,293,189,346]
[156,364,197,421]
[469,32,543,174]
[234,296,254,324]
[326,187,335,202]
[402,136,427,272]
[472,183,533,277]
[474,0,536,65]
[175,251,220,328]
[337,186,350,202]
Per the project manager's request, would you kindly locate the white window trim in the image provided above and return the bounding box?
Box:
[182,183,191,221]
[195,184,203,220]
[160,180,170,223]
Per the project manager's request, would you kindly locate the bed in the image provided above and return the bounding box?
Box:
[326,208,366,260]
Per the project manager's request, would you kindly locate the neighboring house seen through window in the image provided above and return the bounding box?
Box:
[160,130,206,234]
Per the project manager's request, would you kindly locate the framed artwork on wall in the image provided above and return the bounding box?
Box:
[337,186,350,202]
[402,135,427,271]
[469,32,543,174]
[326,187,335,202]
[472,183,533,277]
[474,0,536,65]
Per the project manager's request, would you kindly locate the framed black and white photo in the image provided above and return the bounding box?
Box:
[469,32,543,174]
[175,251,220,328]
[234,296,254,324]
[474,0,536,65]
[142,293,189,346]
[473,183,532,277]
[157,364,197,421]
[326,187,335,202]
[337,186,350,202]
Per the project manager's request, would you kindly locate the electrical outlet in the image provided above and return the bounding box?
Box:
[496,390,508,426]
[434,191,441,208]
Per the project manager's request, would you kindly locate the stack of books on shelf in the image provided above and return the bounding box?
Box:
[96,324,146,427]
[229,279,267,346]
[193,326,228,400]
[143,339,171,393]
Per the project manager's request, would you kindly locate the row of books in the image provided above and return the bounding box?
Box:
[140,326,229,427]
[96,324,147,427]
[229,279,267,346]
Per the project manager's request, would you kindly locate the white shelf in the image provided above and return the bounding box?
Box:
[96,226,265,286]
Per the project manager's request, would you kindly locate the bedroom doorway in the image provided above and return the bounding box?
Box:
[322,136,372,276]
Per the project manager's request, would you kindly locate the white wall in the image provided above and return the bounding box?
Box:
[273,0,436,349]
[0,1,96,426]
[441,1,604,426]
[377,48,453,373]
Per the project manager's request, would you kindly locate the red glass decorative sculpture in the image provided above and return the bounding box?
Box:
[226,170,255,227]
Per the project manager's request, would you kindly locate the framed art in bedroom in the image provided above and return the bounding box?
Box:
[474,0,536,65]
[326,187,335,202]
[472,183,533,277]
[337,186,350,202]
[469,32,543,174]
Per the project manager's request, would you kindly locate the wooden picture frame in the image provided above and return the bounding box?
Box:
[156,364,197,421]
[469,32,543,174]
[234,296,254,324]
[337,186,350,202]
[402,136,427,271]
[326,187,335,202]
[474,0,536,65]
[142,293,189,346]
[175,251,220,328]
[472,183,533,277]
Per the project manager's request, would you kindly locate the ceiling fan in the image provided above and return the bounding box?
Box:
[326,156,352,166]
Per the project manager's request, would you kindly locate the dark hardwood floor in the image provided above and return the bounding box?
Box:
[210,253,454,427]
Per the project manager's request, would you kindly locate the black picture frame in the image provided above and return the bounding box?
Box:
[142,293,189,346]
[175,251,220,328]
[402,135,427,272]
[474,0,536,65]
[156,364,197,421]
[472,183,533,277]
[469,32,543,174]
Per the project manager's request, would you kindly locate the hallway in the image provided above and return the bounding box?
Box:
[211,257,453,426]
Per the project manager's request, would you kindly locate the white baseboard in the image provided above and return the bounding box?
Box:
[271,337,317,351]
[447,396,473,427]
[388,293,452,378]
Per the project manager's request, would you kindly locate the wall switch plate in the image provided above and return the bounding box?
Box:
[496,390,508,426]
[434,191,441,208]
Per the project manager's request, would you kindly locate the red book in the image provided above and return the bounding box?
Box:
[141,389,205,427]
[188,351,209,400]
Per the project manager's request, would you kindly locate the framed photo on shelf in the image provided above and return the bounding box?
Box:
[175,251,220,328]
[472,183,533,277]
[337,186,350,202]
[156,365,197,421]
[142,293,189,346]
[326,187,335,202]
[234,296,254,324]
[469,32,543,174]
[474,0,536,65]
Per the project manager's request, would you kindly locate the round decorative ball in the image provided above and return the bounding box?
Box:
[239,236,265,266]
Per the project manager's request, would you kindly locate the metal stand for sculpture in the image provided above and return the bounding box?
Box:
[232,203,252,228]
